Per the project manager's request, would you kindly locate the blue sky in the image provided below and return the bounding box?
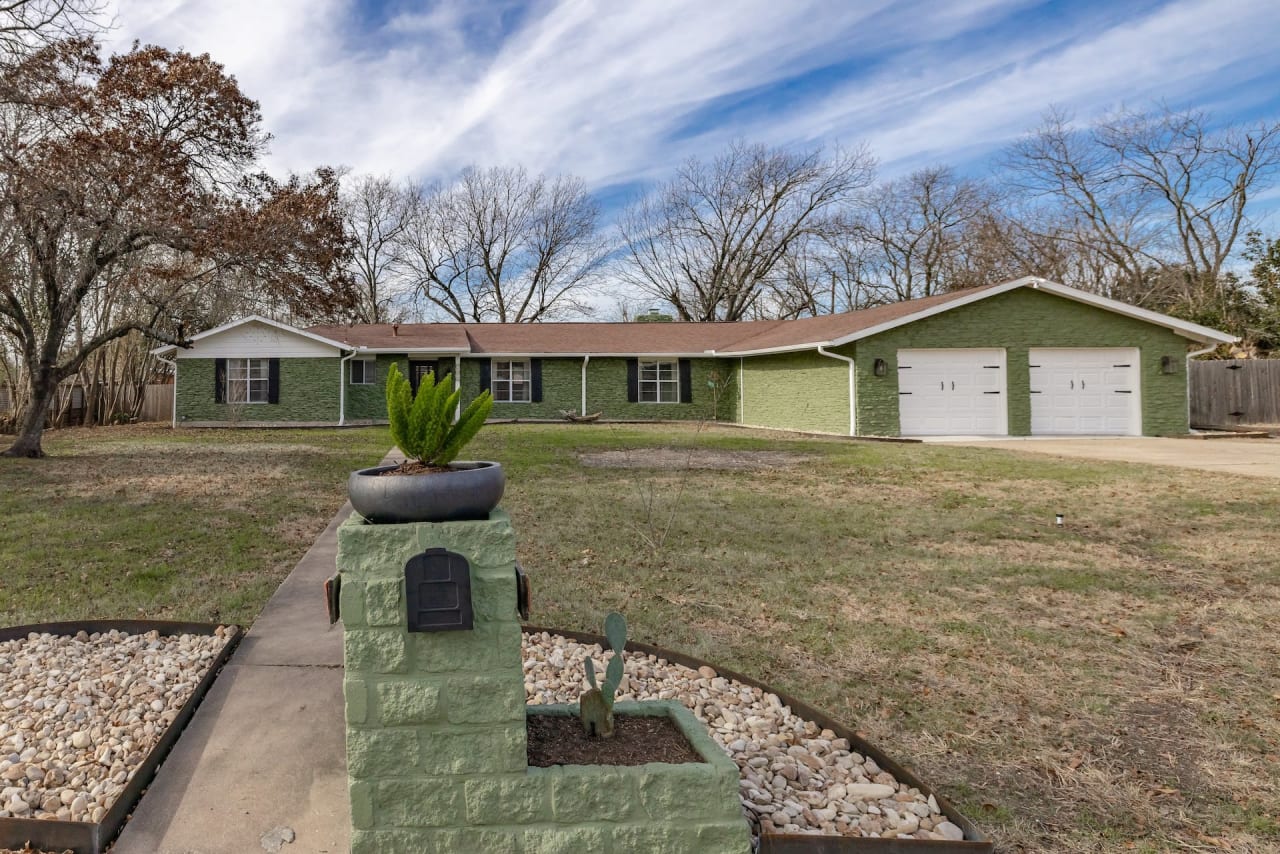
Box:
[106,0,1280,219]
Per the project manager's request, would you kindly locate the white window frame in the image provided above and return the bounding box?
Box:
[227,358,269,404]
[492,359,531,403]
[350,358,377,385]
[639,360,679,403]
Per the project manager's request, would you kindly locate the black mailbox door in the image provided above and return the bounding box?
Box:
[404,548,473,632]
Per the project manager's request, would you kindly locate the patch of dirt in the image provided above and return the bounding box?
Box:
[526,713,703,766]
[377,461,452,475]
[578,448,813,470]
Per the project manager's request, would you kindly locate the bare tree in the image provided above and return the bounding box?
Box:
[341,173,415,323]
[0,0,104,58]
[399,165,604,322]
[843,165,993,303]
[1003,106,1280,315]
[0,40,353,457]
[618,140,875,321]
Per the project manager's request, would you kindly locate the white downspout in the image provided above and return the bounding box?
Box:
[581,355,590,415]
[155,354,177,428]
[455,354,462,420]
[817,345,856,436]
[1185,341,1221,432]
[339,351,357,426]
[737,357,744,424]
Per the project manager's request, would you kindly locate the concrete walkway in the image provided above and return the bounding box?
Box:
[112,505,351,854]
[930,436,1280,479]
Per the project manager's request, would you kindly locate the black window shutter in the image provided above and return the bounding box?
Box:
[626,359,638,403]
[214,358,226,403]
[267,358,280,404]
[479,361,491,393]
[531,359,543,402]
[678,359,693,403]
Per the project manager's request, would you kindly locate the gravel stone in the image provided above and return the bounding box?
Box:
[523,631,956,840]
[0,627,232,823]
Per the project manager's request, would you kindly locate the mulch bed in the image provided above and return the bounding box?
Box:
[527,713,703,767]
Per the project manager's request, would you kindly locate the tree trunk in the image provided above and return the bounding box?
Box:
[1,372,57,458]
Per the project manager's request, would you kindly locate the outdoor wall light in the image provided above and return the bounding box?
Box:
[873,358,888,377]
[1160,355,1176,374]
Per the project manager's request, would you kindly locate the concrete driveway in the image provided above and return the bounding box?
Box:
[930,436,1280,479]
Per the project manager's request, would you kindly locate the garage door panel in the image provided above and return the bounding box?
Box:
[1029,348,1140,436]
[897,349,1007,436]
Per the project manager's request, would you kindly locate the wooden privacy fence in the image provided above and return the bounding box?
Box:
[0,383,173,425]
[1190,360,1280,427]
[139,384,173,422]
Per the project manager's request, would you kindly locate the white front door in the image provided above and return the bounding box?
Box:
[897,349,1007,436]
[1029,348,1141,435]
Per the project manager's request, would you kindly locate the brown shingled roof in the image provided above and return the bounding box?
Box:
[306,284,1007,356]
[720,284,1004,352]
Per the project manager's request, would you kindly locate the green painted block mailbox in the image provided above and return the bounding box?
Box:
[337,509,750,853]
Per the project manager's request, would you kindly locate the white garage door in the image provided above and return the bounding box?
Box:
[1029,348,1140,435]
[897,349,1007,436]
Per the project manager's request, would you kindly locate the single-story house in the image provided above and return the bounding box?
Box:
[152,276,1235,437]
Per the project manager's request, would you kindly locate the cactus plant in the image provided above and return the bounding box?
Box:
[579,612,627,737]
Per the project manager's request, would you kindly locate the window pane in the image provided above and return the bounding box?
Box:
[249,360,269,380]
[228,360,248,380]
[350,361,363,384]
[639,385,657,402]
[510,362,528,381]
[249,379,269,403]
[658,362,675,381]
[495,362,511,380]
[640,363,658,381]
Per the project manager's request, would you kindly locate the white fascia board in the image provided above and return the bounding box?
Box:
[719,341,833,357]
[149,315,348,356]
[824,277,1237,347]
[349,347,466,355]
[461,352,723,359]
[1030,280,1238,344]
[825,279,1035,348]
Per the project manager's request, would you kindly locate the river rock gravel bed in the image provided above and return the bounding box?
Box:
[524,631,966,842]
[0,627,233,823]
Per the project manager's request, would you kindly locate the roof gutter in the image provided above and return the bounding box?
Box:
[816,345,855,436]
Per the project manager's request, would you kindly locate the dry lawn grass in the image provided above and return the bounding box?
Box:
[482,424,1280,853]
[0,423,392,626]
[1,422,1277,852]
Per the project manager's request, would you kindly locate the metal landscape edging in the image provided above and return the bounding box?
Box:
[523,625,994,854]
[0,620,243,854]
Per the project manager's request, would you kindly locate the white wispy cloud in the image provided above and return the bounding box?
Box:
[102,0,1280,196]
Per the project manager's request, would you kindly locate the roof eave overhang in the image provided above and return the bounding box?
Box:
[344,347,467,354]
[468,352,725,358]
[718,342,834,357]
[151,315,349,356]
[822,277,1237,348]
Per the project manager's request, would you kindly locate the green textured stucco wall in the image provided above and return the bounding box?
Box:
[850,288,1192,436]
[453,357,739,423]
[176,357,339,424]
[346,355,412,421]
[457,358,579,420]
[739,350,850,435]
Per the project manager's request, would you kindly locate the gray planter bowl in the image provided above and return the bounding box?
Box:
[348,461,505,524]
